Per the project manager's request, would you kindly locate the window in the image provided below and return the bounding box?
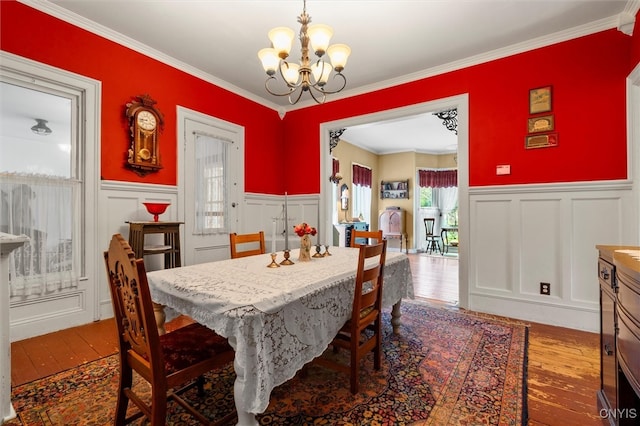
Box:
[193,132,230,234]
[352,164,372,223]
[420,186,433,207]
[0,81,82,297]
[352,184,372,223]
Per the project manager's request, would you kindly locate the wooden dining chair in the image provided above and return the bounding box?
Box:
[423,218,442,254]
[229,231,266,258]
[104,233,236,425]
[350,229,384,248]
[314,240,387,394]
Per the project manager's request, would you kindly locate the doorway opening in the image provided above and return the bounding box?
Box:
[319,94,469,308]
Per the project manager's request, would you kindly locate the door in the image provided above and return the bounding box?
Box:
[181,112,243,265]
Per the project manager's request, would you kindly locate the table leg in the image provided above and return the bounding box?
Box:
[441,229,448,254]
[231,337,259,426]
[152,302,167,335]
[391,300,402,334]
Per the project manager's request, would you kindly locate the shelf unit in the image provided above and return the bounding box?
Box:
[127,221,183,269]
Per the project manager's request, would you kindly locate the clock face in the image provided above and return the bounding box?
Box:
[136,110,157,131]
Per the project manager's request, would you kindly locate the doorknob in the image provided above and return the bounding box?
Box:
[231,202,237,208]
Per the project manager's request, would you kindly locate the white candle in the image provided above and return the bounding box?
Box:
[284,192,289,251]
[271,219,276,253]
[317,200,321,245]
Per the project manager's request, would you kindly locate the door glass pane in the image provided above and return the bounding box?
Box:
[194,133,229,234]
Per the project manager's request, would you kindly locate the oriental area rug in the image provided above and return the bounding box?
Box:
[8,301,528,425]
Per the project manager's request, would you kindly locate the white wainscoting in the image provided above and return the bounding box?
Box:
[467,181,637,332]
[98,180,179,318]
[98,185,320,319]
[242,193,321,253]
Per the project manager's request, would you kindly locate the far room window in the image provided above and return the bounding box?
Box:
[352,163,372,223]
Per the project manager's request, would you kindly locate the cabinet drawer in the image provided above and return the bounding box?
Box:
[599,258,615,289]
[617,305,640,397]
[618,274,640,325]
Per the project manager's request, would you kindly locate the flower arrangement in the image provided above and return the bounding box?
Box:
[294,222,317,237]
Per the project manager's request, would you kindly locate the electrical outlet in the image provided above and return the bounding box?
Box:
[540,282,551,295]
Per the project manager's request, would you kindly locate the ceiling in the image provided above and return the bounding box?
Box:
[23,0,635,154]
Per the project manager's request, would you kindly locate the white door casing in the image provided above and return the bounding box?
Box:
[319,94,470,308]
[177,107,244,265]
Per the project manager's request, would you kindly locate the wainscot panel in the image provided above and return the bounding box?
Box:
[468,181,636,332]
[99,181,178,319]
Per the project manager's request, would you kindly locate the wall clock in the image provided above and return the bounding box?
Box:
[125,94,164,175]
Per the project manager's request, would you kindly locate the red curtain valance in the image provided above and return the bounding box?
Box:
[418,169,457,188]
[352,164,372,187]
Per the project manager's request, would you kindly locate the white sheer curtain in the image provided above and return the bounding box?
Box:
[434,186,458,223]
[1,173,80,297]
[193,132,229,235]
[352,184,372,224]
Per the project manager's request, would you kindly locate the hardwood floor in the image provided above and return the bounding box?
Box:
[11,253,601,425]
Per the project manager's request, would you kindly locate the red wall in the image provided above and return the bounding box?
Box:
[284,29,632,191]
[0,1,284,193]
[2,1,636,194]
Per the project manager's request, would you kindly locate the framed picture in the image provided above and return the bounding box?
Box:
[525,133,558,149]
[529,86,552,114]
[380,180,409,199]
[527,115,554,133]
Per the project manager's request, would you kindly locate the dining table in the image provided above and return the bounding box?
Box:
[440,226,459,254]
[146,246,414,426]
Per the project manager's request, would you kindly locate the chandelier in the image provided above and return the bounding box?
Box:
[258,0,351,105]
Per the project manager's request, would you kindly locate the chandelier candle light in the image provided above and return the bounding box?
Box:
[258,0,351,105]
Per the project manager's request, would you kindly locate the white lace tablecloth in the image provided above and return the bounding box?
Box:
[146,246,414,415]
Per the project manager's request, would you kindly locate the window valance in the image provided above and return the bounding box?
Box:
[352,164,372,188]
[418,169,457,188]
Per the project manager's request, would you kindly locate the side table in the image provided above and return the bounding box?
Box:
[126,221,183,269]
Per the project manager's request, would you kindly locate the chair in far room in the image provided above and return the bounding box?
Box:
[424,218,442,254]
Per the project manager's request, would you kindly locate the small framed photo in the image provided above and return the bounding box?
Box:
[525,133,558,149]
[528,115,554,133]
[529,86,552,114]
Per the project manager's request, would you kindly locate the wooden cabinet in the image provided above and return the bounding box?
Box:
[597,247,618,425]
[597,245,640,425]
[379,207,408,253]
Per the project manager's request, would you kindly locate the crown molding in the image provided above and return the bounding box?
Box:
[288,16,622,112]
[19,0,629,114]
[18,0,282,111]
